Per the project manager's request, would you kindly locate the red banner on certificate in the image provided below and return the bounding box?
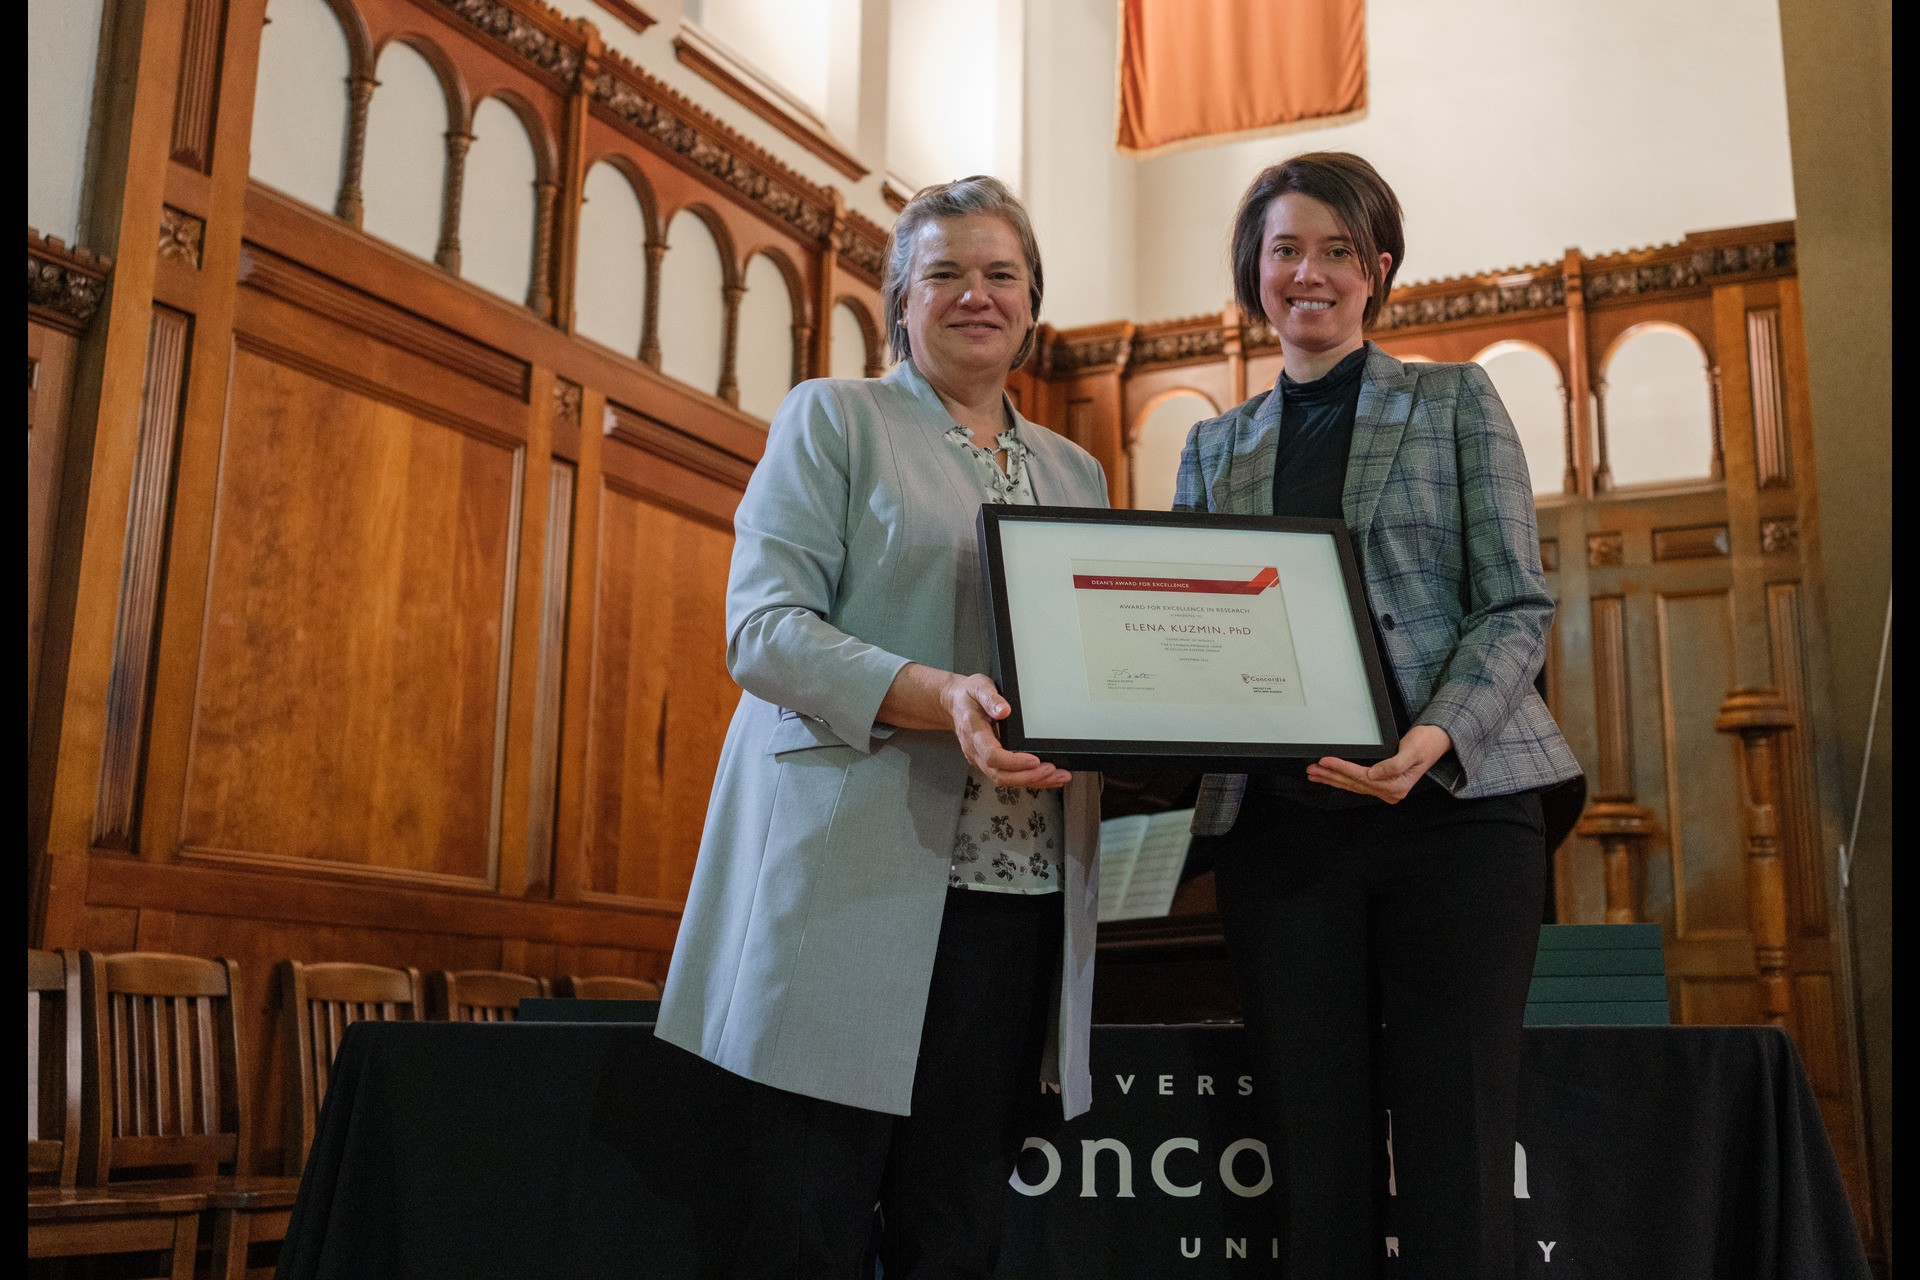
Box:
[1071,567,1279,595]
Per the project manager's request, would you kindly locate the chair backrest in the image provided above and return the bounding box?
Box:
[28,948,81,1187]
[84,951,244,1184]
[430,970,549,1022]
[280,960,423,1170]
[553,975,662,1001]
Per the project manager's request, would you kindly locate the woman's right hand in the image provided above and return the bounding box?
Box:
[876,663,1071,789]
[938,672,1073,790]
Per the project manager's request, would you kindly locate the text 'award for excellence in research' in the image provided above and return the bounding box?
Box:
[978,507,1396,770]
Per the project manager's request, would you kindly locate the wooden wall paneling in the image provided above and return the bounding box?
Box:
[93,306,193,851]
[175,343,523,888]
[1561,250,1597,496]
[168,0,226,170]
[491,365,557,901]
[526,388,580,895]
[553,23,599,334]
[1710,281,1779,694]
[32,0,190,928]
[1747,306,1792,489]
[29,320,82,732]
[580,437,739,906]
[552,387,607,903]
[138,0,273,871]
[1652,586,1747,940]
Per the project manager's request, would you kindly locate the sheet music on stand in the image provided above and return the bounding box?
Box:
[1097,808,1195,922]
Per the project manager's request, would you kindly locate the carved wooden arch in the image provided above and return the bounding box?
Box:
[1126,386,1220,453]
[744,245,811,334]
[1594,319,1723,487]
[663,202,741,291]
[832,294,883,376]
[477,89,559,186]
[1471,337,1568,385]
[1471,338,1575,495]
[373,31,473,131]
[582,151,663,247]
[319,0,375,81]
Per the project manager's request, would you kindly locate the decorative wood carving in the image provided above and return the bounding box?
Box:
[1129,315,1227,369]
[718,282,745,405]
[27,230,113,336]
[1046,331,1132,374]
[639,239,666,368]
[337,73,377,227]
[550,377,581,432]
[1374,267,1564,332]
[94,308,193,850]
[1583,237,1794,303]
[238,245,529,398]
[170,0,226,170]
[159,206,206,268]
[436,130,475,274]
[672,34,869,181]
[837,211,887,286]
[1714,688,1797,1030]
[528,180,557,317]
[527,457,575,894]
[1574,798,1656,924]
[1760,516,1799,555]
[1747,307,1791,489]
[604,400,755,488]
[431,0,581,85]
[1586,532,1623,568]
[1651,523,1730,562]
[590,49,833,243]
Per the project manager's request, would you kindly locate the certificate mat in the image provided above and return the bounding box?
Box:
[977,507,1396,767]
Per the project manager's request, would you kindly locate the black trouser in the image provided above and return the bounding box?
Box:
[731,887,1064,1279]
[1214,785,1544,1280]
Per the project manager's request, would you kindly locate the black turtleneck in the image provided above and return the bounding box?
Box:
[1270,343,1367,520]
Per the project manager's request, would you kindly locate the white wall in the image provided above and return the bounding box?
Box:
[735,254,796,419]
[250,0,353,215]
[657,210,729,396]
[460,98,540,307]
[1023,0,1135,327]
[1105,0,1796,321]
[361,42,450,263]
[28,0,109,244]
[830,301,872,379]
[575,163,650,356]
[692,0,832,120]
[887,0,1022,189]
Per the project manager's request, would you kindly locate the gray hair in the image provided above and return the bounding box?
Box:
[883,175,1045,369]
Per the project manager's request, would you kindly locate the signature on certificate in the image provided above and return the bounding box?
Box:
[1108,668,1156,680]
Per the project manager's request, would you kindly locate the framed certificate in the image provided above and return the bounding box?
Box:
[976,506,1398,769]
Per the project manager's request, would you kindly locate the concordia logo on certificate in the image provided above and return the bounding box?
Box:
[1070,560,1306,707]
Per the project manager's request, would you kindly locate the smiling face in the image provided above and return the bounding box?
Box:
[1256,192,1392,367]
[900,214,1034,386]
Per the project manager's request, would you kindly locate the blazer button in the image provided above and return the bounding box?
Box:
[1381,613,1397,631]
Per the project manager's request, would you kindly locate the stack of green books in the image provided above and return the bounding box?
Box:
[1523,924,1671,1026]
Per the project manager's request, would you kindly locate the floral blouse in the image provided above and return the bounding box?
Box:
[943,421,1064,895]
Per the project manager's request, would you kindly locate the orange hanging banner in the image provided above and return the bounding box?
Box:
[1115,0,1368,157]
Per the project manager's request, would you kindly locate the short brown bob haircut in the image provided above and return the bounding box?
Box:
[1230,151,1405,329]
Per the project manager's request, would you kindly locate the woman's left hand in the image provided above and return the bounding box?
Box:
[1307,724,1453,804]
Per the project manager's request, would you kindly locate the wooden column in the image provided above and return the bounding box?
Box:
[1575,800,1656,924]
[639,239,665,367]
[1715,688,1796,1029]
[550,26,599,334]
[435,130,474,274]
[528,180,557,319]
[1562,249,1598,497]
[1575,593,1655,921]
[718,283,745,405]
[336,73,377,228]
[811,189,846,379]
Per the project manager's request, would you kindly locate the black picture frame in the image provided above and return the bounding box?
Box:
[976,505,1399,770]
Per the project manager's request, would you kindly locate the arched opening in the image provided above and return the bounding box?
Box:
[1601,323,1716,487]
[249,0,352,212]
[1474,341,1568,496]
[574,161,650,356]
[459,97,539,306]
[1129,391,1218,510]
[830,300,875,381]
[657,209,729,396]
[361,40,452,261]
[736,252,800,420]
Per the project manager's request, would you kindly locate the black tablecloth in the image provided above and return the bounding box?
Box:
[276,1023,1867,1279]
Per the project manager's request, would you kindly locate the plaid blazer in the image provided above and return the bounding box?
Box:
[1174,343,1580,835]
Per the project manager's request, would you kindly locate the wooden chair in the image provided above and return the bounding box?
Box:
[279,959,423,1173]
[85,951,300,1280]
[429,969,549,1021]
[553,974,662,1000]
[28,948,203,1280]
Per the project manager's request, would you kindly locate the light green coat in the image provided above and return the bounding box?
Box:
[657,360,1110,1118]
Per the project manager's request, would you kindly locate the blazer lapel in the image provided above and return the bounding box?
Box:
[1224,384,1284,516]
[1343,343,1416,543]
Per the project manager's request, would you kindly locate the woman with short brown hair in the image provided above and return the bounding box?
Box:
[1175,152,1580,1278]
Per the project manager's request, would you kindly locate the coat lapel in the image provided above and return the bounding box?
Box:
[1343,343,1417,543]
[1225,385,1284,515]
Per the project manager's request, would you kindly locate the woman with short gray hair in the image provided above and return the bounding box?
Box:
[658,174,1108,1276]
